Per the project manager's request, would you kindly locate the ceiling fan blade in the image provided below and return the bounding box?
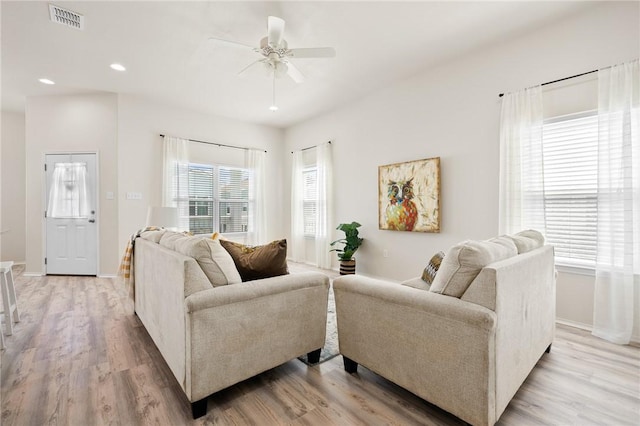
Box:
[267,16,285,47]
[288,47,336,58]
[238,59,265,76]
[285,61,305,83]
[208,36,255,50]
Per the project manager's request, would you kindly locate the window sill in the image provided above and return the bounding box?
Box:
[555,263,595,277]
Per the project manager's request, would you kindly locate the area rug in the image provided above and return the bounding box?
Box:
[298,283,339,365]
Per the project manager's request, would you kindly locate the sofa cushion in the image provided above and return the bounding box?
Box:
[508,229,545,254]
[402,277,432,291]
[220,239,289,282]
[159,231,192,251]
[430,237,517,297]
[421,251,445,285]
[173,237,241,287]
[140,229,166,243]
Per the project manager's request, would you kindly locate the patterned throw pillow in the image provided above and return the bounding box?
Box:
[219,239,289,281]
[421,251,445,284]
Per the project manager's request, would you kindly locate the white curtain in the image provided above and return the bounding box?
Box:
[290,150,305,262]
[592,59,640,345]
[245,149,266,245]
[315,142,334,269]
[48,162,89,218]
[162,135,190,231]
[498,86,546,235]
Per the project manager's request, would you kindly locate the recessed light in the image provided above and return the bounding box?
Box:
[110,63,126,71]
[38,78,55,85]
[269,105,279,112]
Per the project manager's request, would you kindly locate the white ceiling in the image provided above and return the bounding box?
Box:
[2,1,595,128]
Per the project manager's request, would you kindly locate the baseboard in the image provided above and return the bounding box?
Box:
[98,274,117,278]
[556,318,640,344]
[556,318,593,332]
[23,272,43,277]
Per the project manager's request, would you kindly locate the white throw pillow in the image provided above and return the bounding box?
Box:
[159,231,190,251]
[140,229,166,243]
[430,237,517,297]
[173,237,241,287]
[507,229,545,254]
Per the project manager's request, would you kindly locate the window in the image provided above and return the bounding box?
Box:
[183,163,249,235]
[302,167,317,237]
[542,112,598,267]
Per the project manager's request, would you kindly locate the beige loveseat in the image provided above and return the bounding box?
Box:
[133,231,330,418]
[334,232,555,426]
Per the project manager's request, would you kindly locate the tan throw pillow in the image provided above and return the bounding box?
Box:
[421,251,445,285]
[430,237,517,298]
[219,239,289,282]
[173,237,241,287]
[507,229,545,254]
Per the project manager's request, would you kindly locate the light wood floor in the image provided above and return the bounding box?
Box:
[1,266,639,425]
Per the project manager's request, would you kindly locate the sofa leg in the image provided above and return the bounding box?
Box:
[191,398,207,419]
[343,356,358,373]
[307,348,321,364]
[545,344,552,354]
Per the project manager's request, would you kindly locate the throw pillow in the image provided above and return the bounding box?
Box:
[173,237,242,287]
[159,230,191,251]
[421,251,445,285]
[430,237,517,298]
[507,229,545,254]
[219,239,289,282]
[140,229,166,243]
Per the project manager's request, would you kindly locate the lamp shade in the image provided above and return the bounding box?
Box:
[146,206,178,229]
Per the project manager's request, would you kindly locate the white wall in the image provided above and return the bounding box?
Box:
[1,111,26,262]
[284,2,640,334]
[116,95,285,257]
[25,94,119,275]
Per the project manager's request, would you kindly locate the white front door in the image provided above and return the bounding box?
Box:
[45,153,98,275]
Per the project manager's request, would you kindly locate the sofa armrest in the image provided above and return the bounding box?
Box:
[334,274,497,426]
[185,272,329,312]
[183,271,330,402]
[334,275,496,329]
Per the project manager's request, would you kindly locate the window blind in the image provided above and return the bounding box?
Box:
[183,163,249,235]
[303,168,317,236]
[542,113,598,266]
[218,167,249,233]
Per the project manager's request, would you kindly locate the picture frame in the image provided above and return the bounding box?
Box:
[378,157,441,233]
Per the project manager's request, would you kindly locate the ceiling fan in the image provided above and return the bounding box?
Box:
[209,16,336,111]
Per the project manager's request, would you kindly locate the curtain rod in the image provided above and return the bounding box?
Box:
[498,69,597,98]
[291,141,332,154]
[159,134,267,153]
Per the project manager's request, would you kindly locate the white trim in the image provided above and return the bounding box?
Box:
[556,318,640,344]
[23,272,43,277]
[556,317,592,332]
[555,264,595,277]
[97,274,116,279]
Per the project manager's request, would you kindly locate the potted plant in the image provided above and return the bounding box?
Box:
[330,221,364,275]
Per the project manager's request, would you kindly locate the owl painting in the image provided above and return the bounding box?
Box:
[385,178,418,231]
[379,157,441,233]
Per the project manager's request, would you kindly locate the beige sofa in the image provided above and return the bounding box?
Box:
[334,233,555,426]
[133,232,330,418]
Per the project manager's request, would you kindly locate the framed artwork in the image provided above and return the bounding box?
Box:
[378,157,441,233]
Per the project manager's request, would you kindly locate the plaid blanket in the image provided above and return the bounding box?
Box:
[118,226,160,300]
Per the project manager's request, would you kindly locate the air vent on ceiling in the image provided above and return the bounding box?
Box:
[49,4,84,30]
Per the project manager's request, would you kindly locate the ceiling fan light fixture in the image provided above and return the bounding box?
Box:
[269,105,279,112]
[274,61,288,78]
